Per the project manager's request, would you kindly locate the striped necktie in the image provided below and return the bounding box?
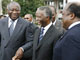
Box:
[9,21,14,36]
[39,27,44,42]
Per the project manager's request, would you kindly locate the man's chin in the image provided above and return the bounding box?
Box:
[12,17,18,20]
[12,18,17,20]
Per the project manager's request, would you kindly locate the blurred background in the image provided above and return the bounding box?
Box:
[0,0,79,23]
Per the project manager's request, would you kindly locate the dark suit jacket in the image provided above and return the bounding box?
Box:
[30,23,38,35]
[32,25,62,60]
[0,17,34,60]
[53,24,80,60]
[23,23,38,60]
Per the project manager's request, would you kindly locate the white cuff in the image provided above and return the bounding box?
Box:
[20,47,24,52]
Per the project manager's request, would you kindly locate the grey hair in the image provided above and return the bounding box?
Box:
[26,14,33,18]
[49,5,56,14]
[37,6,52,20]
[7,1,21,11]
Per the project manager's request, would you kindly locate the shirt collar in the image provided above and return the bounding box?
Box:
[8,17,18,28]
[41,22,52,35]
[53,20,56,25]
[44,22,52,30]
[68,21,80,29]
[8,17,18,22]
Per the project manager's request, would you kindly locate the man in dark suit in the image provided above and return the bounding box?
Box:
[32,6,61,60]
[49,6,65,34]
[24,14,34,23]
[24,14,38,34]
[53,2,80,60]
[0,1,35,60]
[23,14,38,60]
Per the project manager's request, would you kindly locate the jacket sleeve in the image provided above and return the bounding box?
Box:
[22,22,38,58]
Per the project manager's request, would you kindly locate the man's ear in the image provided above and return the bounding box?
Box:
[52,16,55,22]
[70,13,75,20]
[46,16,50,19]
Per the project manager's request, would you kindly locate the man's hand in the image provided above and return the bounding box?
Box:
[12,56,20,60]
[12,48,23,60]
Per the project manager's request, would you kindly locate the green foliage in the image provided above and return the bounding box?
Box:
[2,0,11,14]
[2,0,44,17]
[14,0,45,17]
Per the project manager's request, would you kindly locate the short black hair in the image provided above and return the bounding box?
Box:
[67,3,80,18]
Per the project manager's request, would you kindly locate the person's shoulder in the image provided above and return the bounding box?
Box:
[52,25,63,35]
[32,23,38,28]
[49,25,59,33]
[0,17,8,23]
[19,17,30,24]
[69,24,80,35]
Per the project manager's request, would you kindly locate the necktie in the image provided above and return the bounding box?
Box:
[9,21,14,36]
[39,27,44,42]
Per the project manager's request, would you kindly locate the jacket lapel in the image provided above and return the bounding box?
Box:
[34,28,41,50]
[36,25,54,50]
[10,17,23,39]
[2,17,10,45]
[5,17,23,47]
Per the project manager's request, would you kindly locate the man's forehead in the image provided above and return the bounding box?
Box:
[36,9,45,14]
[25,15,30,17]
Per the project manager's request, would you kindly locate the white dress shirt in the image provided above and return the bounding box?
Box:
[42,22,52,36]
[8,17,18,29]
[53,20,56,25]
[68,21,80,29]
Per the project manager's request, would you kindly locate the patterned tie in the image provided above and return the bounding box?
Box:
[39,27,44,42]
[9,21,14,36]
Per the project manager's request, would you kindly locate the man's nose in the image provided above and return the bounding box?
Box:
[13,10,17,13]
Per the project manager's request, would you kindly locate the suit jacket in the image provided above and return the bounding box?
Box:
[55,20,65,34]
[32,25,62,60]
[30,23,38,35]
[53,24,80,60]
[23,22,38,60]
[0,17,34,60]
